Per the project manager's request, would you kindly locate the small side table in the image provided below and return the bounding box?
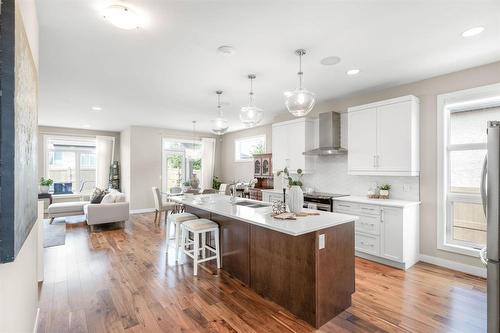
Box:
[38,193,53,205]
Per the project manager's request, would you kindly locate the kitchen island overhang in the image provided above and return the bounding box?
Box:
[170,194,358,328]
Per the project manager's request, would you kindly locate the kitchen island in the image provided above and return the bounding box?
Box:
[170,194,358,328]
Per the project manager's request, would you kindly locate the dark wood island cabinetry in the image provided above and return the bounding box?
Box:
[182,198,355,328]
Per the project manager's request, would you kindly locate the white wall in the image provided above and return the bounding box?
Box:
[120,128,131,202]
[219,124,272,183]
[0,220,40,333]
[121,126,221,211]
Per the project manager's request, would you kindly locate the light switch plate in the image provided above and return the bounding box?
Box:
[403,184,411,192]
[319,234,325,250]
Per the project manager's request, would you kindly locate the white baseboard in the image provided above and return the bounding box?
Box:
[419,254,486,278]
[130,208,155,214]
[33,307,40,333]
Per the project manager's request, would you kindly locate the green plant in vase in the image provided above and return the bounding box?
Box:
[276,168,304,213]
[379,184,391,198]
[39,177,53,193]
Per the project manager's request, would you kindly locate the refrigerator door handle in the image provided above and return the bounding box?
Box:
[480,247,489,266]
[480,155,488,216]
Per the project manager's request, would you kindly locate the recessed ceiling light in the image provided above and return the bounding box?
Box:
[462,26,484,37]
[347,69,360,76]
[217,45,236,56]
[320,56,341,66]
[102,5,142,30]
[91,106,102,111]
[82,124,91,128]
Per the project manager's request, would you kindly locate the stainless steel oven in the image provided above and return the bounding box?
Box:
[303,192,348,212]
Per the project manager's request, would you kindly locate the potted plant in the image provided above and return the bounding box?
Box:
[39,177,53,194]
[379,184,391,199]
[212,176,222,190]
[182,180,191,192]
[277,168,304,213]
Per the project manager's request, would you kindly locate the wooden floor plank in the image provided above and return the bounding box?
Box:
[37,213,487,333]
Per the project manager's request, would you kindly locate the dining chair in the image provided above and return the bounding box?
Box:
[152,187,176,226]
[201,189,217,194]
[184,189,200,194]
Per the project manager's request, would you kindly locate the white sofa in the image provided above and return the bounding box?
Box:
[48,190,129,230]
[84,202,129,230]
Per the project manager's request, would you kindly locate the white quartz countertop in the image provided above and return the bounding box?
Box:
[170,194,357,236]
[332,195,421,208]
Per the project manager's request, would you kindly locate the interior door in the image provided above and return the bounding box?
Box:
[376,101,412,172]
[380,207,404,262]
[348,108,377,171]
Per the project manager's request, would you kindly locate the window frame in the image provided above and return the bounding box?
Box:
[44,135,97,194]
[234,135,266,162]
[437,83,500,257]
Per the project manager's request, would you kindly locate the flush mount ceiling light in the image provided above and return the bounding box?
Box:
[240,74,263,127]
[320,56,341,66]
[462,26,485,37]
[217,45,236,56]
[102,5,142,30]
[347,69,360,75]
[284,49,316,117]
[91,106,102,111]
[211,91,229,135]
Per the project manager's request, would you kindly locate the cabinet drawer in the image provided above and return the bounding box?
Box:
[358,204,380,216]
[334,202,358,213]
[355,232,380,256]
[355,215,380,235]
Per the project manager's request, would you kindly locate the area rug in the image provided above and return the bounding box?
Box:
[43,218,66,248]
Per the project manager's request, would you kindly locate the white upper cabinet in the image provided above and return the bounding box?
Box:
[272,118,315,173]
[348,95,419,176]
[347,107,377,172]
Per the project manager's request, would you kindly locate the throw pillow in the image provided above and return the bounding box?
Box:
[90,188,105,204]
[101,193,115,204]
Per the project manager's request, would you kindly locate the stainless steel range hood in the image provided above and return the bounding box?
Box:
[303,111,347,156]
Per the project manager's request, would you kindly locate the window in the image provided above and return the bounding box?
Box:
[438,84,500,256]
[234,135,266,161]
[45,136,96,194]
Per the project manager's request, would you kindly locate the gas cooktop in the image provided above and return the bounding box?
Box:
[303,192,349,200]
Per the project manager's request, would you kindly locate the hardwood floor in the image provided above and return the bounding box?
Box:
[37,213,487,333]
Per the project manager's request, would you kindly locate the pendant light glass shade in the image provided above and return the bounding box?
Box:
[240,74,263,127]
[284,49,316,117]
[211,91,229,135]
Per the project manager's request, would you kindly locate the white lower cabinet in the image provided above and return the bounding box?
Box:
[334,200,419,270]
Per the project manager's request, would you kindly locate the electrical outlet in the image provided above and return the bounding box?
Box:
[319,234,325,249]
[403,184,411,192]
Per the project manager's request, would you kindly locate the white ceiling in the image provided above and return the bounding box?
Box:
[38,0,500,133]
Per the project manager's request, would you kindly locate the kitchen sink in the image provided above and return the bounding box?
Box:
[234,201,270,208]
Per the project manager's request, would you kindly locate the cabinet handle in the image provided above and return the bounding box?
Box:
[338,204,350,208]
[360,241,374,247]
[376,155,380,168]
[373,155,377,168]
[381,208,385,222]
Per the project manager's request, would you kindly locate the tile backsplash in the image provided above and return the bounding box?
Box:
[301,154,420,201]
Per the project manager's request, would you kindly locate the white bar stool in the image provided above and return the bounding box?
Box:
[180,219,220,276]
[166,212,198,260]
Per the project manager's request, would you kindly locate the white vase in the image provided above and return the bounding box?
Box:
[39,185,49,194]
[288,186,304,213]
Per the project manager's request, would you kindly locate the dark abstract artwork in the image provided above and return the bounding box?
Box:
[0,1,38,263]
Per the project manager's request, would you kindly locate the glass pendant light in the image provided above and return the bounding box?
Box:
[284,49,316,117]
[187,120,202,160]
[211,90,229,135]
[240,74,263,127]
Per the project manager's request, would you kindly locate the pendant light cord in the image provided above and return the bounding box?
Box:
[249,76,254,104]
[298,52,303,90]
[217,93,223,117]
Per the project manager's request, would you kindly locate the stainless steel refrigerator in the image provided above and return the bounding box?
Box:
[480,121,500,333]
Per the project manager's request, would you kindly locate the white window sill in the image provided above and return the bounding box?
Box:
[438,242,481,257]
[234,159,253,163]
